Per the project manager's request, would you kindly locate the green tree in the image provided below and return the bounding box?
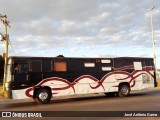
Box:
[0,55,4,83]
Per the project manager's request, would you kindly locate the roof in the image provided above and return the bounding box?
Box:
[8,55,153,60]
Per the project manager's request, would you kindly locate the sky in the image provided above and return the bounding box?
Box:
[0,0,160,68]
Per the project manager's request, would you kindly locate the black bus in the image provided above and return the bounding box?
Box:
[3,56,156,104]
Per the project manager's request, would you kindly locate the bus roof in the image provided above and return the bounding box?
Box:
[8,55,153,60]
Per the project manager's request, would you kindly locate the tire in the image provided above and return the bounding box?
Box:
[35,88,52,104]
[118,84,130,97]
[104,92,116,97]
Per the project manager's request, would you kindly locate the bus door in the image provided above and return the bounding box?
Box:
[13,60,29,86]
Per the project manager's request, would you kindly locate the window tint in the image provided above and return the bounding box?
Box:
[14,60,28,74]
[31,60,41,72]
[54,61,67,72]
[42,60,52,72]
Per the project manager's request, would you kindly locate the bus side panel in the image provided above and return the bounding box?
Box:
[12,88,33,99]
[12,68,155,99]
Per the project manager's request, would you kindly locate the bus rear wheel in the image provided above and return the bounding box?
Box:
[118,84,130,97]
[35,88,52,104]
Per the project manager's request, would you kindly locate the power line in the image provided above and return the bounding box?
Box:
[153,0,160,9]
[8,40,16,56]
[10,41,57,44]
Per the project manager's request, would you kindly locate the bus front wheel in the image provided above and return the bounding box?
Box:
[35,88,52,104]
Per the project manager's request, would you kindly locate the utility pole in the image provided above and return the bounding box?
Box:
[0,14,10,91]
[148,6,157,80]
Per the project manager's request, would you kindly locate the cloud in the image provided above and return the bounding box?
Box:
[0,0,160,67]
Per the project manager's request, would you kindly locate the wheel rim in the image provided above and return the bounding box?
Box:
[121,86,128,95]
[39,92,48,101]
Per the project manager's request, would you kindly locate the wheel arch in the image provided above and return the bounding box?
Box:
[33,86,52,99]
[118,82,131,91]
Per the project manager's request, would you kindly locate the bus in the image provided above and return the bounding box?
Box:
[3,56,156,104]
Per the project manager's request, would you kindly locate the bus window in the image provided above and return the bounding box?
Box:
[14,61,28,74]
[134,62,142,70]
[30,60,42,72]
[14,63,20,73]
[54,61,67,72]
[42,60,52,72]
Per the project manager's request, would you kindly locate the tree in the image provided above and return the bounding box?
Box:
[0,55,4,83]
